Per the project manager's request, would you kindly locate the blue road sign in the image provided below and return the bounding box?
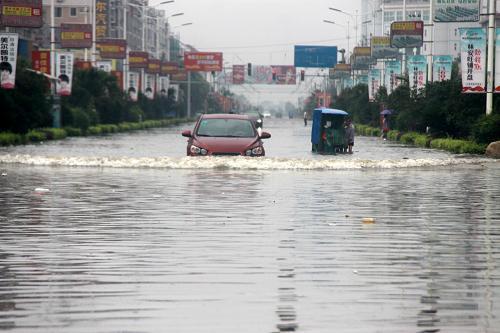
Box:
[294,45,338,68]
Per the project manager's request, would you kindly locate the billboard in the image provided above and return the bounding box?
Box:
[432,55,453,82]
[146,59,160,74]
[129,51,149,69]
[184,52,223,72]
[144,74,155,99]
[368,68,381,102]
[127,72,139,101]
[0,0,42,28]
[232,65,245,84]
[32,50,50,75]
[433,0,480,22]
[95,0,109,39]
[385,60,402,94]
[407,55,427,91]
[330,63,351,79]
[390,21,424,49]
[170,69,187,82]
[160,62,179,75]
[245,65,272,84]
[60,24,92,48]
[294,45,337,68]
[271,65,296,85]
[371,36,399,59]
[55,52,74,96]
[158,76,169,96]
[96,39,126,59]
[459,28,486,93]
[352,47,375,70]
[0,33,18,89]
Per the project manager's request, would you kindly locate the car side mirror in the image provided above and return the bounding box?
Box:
[260,132,271,139]
[181,130,192,137]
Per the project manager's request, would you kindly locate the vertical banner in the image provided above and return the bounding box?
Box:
[407,55,427,91]
[127,72,139,101]
[355,74,368,86]
[96,60,112,72]
[432,55,453,82]
[232,65,245,84]
[0,33,19,89]
[158,76,169,96]
[368,69,381,102]
[32,50,51,74]
[95,0,109,39]
[144,74,154,99]
[55,52,74,96]
[385,60,402,95]
[459,28,486,93]
[495,29,500,93]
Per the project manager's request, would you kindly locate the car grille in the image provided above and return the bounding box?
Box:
[212,152,241,156]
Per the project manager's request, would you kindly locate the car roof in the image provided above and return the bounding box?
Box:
[200,113,251,120]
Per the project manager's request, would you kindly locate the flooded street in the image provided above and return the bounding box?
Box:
[0,118,499,333]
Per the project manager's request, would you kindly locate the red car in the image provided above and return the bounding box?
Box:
[181,113,271,156]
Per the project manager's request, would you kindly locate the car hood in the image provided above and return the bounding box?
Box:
[194,136,259,153]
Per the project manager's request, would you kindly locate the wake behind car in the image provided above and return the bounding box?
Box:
[181,113,271,156]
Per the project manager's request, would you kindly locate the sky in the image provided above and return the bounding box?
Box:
[155,0,362,105]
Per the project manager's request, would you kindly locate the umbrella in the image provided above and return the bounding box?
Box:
[380,109,392,115]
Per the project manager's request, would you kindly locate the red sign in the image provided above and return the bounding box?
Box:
[170,69,187,82]
[0,0,42,28]
[95,0,108,38]
[184,52,223,72]
[128,51,149,69]
[271,65,296,85]
[32,50,50,74]
[60,24,92,48]
[111,70,123,90]
[160,61,179,75]
[96,39,127,59]
[232,65,245,84]
[146,59,160,74]
[74,60,92,70]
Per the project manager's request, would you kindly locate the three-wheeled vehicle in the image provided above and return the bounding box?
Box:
[311,108,349,154]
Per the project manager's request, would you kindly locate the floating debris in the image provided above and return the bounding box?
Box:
[362,217,376,224]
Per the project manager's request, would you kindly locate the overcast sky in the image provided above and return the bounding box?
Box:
[157,0,362,105]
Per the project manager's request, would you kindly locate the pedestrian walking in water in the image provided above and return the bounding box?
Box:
[304,111,307,126]
[381,114,389,140]
[345,118,355,154]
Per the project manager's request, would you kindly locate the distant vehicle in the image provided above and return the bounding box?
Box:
[311,108,349,154]
[262,112,271,118]
[181,113,271,156]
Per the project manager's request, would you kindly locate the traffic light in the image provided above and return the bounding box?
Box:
[300,70,305,81]
[247,63,252,76]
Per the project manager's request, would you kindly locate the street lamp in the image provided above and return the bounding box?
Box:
[323,19,350,59]
[329,7,358,47]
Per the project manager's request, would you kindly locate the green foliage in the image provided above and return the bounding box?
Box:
[40,128,67,140]
[25,130,47,142]
[333,85,380,126]
[87,126,102,136]
[471,114,500,144]
[0,132,24,146]
[63,127,83,137]
[430,138,486,154]
[387,130,401,141]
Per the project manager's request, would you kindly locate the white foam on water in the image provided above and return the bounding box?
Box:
[0,154,496,170]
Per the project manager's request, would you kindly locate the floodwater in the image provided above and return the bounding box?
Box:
[0,118,499,333]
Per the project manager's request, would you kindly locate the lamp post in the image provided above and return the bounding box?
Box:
[329,7,358,47]
[486,0,496,115]
[323,20,349,59]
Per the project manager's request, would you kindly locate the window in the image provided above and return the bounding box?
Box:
[396,11,403,21]
[384,11,395,23]
[70,8,77,16]
[423,10,430,22]
[55,7,62,17]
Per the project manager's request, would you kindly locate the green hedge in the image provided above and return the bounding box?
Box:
[430,138,486,154]
[0,132,24,146]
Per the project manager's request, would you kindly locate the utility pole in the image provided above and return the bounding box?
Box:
[91,0,96,66]
[486,0,496,115]
[123,1,128,92]
[427,0,434,83]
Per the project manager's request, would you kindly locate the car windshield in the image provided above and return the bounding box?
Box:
[197,118,255,137]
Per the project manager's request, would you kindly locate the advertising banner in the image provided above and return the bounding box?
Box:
[160,61,178,76]
[384,60,402,94]
[232,65,245,84]
[95,0,109,39]
[32,50,50,75]
[0,33,18,89]
[432,55,453,82]
[294,45,337,68]
[371,36,399,59]
[55,52,74,96]
[158,76,169,96]
[407,55,427,91]
[0,0,42,28]
[127,72,139,101]
[146,59,160,75]
[496,29,500,93]
[184,52,223,72]
[96,60,112,73]
[352,47,375,70]
[390,21,424,49]
[60,24,92,48]
[96,39,126,59]
[245,65,272,84]
[433,0,480,22]
[111,70,123,91]
[355,74,368,86]
[368,69,381,102]
[330,63,351,79]
[75,60,92,70]
[170,69,187,82]
[129,51,149,69]
[271,65,296,85]
[144,73,155,99]
[459,28,486,93]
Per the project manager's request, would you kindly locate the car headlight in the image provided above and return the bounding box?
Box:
[245,146,264,156]
[190,144,208,155]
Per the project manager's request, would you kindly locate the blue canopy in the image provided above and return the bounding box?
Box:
[311,108,349,145]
